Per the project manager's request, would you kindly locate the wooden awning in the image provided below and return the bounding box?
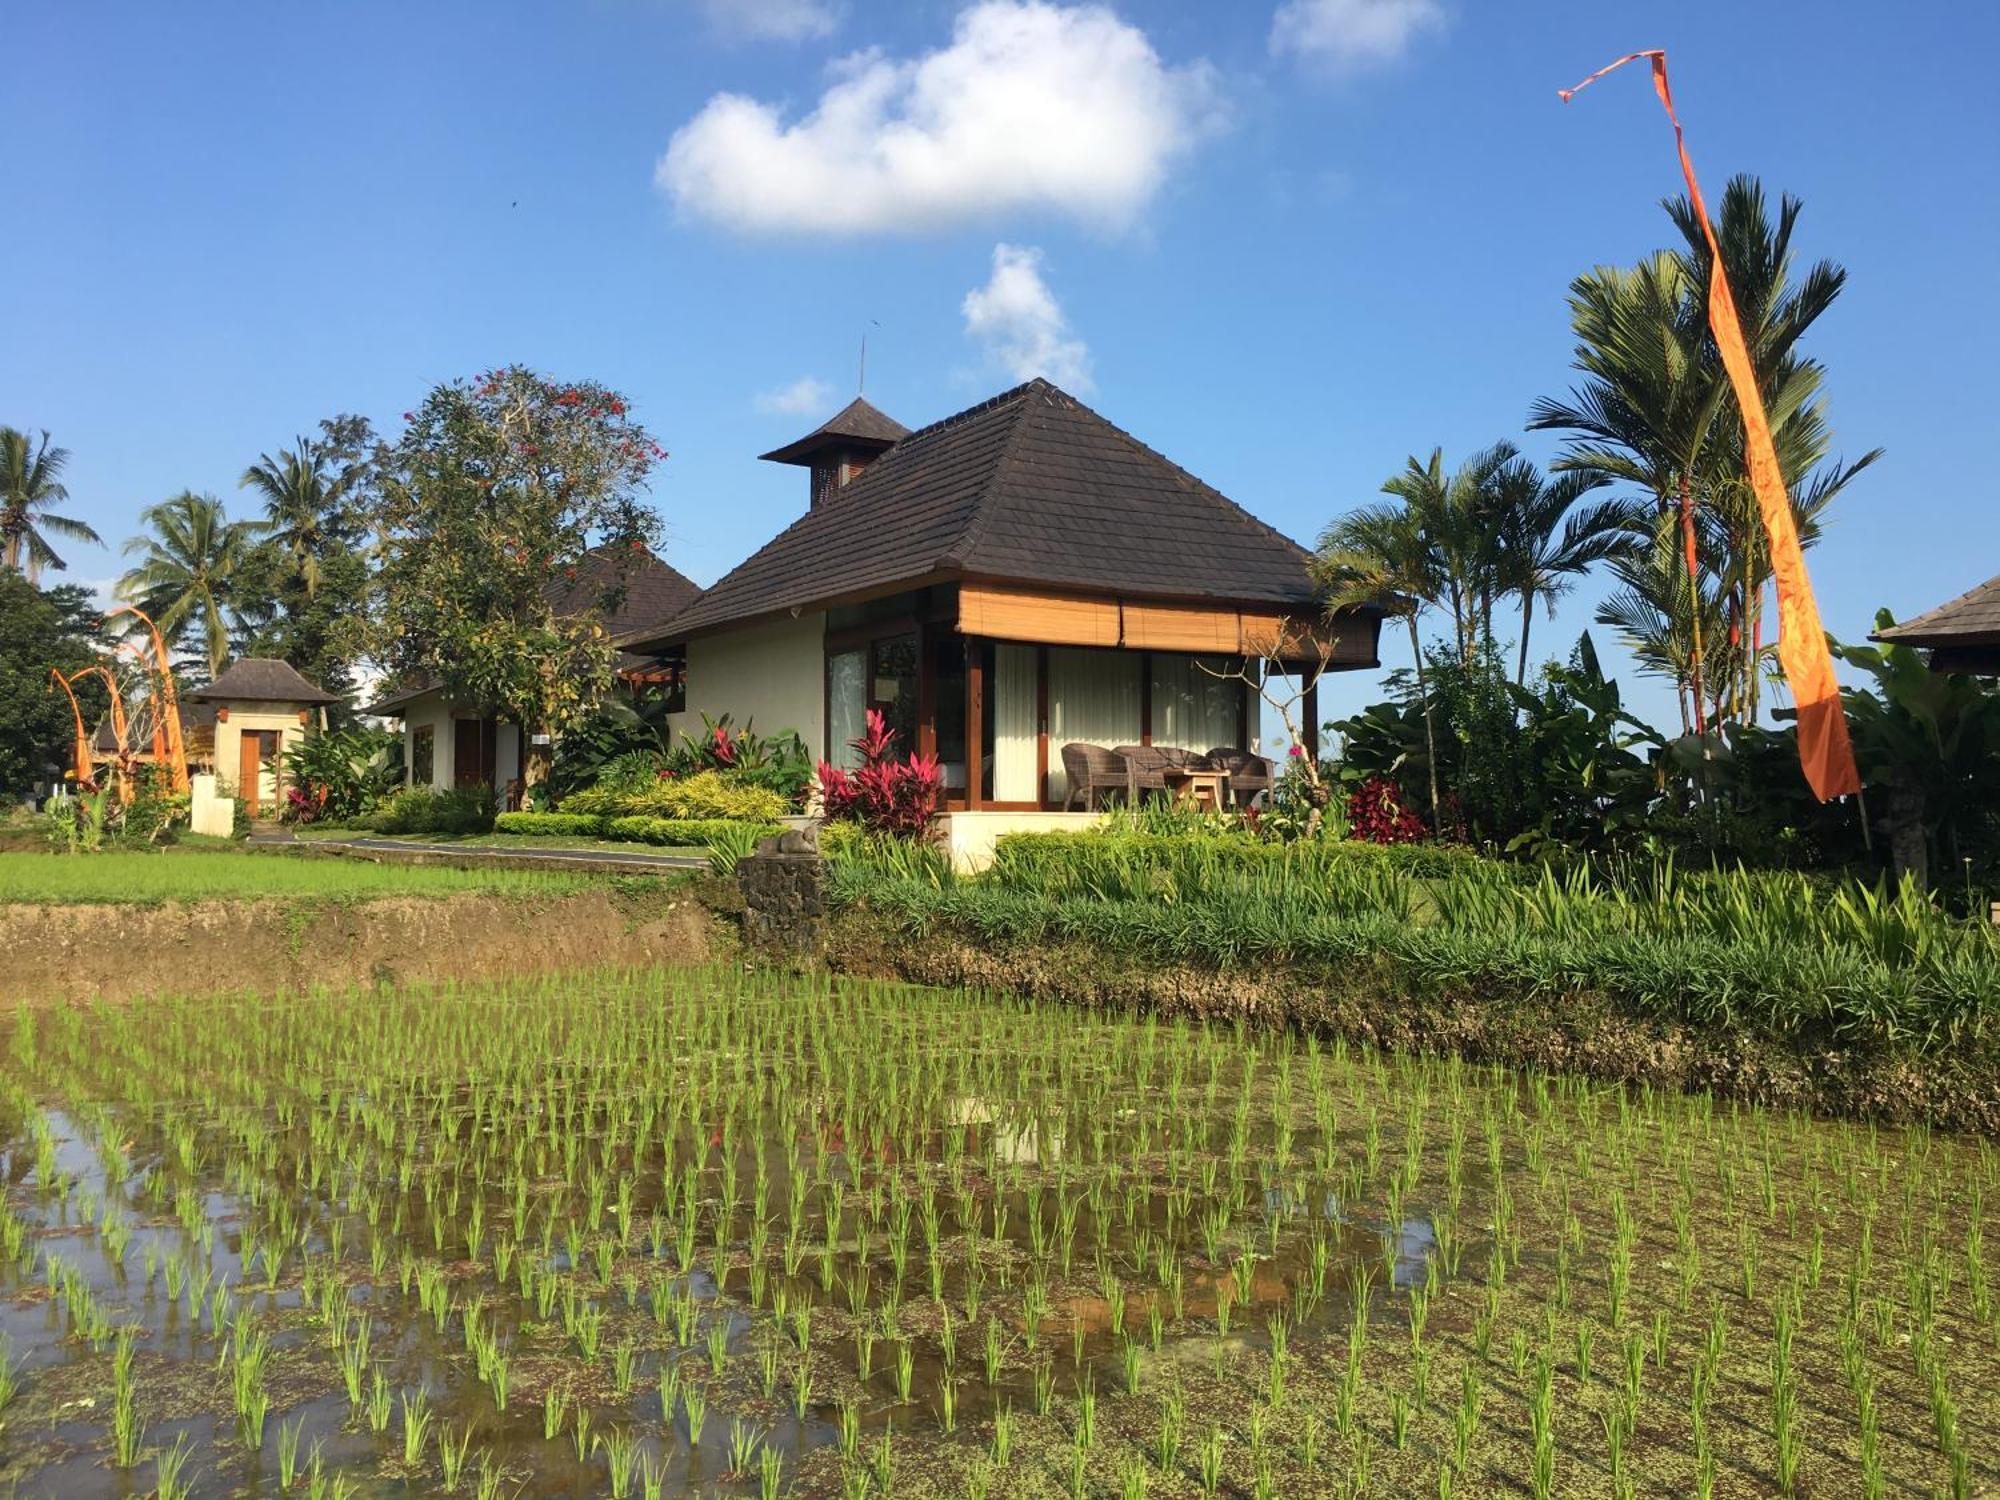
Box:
[957,584,1377,668]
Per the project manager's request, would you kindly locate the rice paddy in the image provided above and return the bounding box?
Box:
[2,965,1995,1497]
[0,850,600,905]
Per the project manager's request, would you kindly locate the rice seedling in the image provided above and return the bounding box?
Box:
[0,963,1985,1499]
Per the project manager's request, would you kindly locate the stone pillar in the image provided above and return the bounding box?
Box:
[736,828,827,957]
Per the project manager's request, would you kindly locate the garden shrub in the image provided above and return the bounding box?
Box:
[561,770,786,823]
[604,816,782,848]
[817,709,942,837]
[363,785,495,836]
[494,812,607,838]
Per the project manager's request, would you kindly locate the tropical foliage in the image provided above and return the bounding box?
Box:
[116,490,262,678]
[0,572,108,800]
[369,366,665,779]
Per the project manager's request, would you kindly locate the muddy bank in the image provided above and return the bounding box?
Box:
[824,915,2000,1134]
[0,888,725,1005]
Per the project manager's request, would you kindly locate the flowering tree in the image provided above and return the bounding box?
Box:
[371,367,666,786]
[817,709,943,837]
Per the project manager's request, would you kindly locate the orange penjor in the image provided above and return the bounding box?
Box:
[1561,51,1861,802]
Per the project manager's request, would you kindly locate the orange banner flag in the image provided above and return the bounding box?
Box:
[1560,51,1861,801]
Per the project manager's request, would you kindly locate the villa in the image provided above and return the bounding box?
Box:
[621,379,1386,851]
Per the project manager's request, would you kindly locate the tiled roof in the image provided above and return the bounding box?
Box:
[190,657,337,704]
[1873,573,2000,647]
[545,544,703,640]
[360,545,700,715]
[643,379,1338,642]
[759,397,911,464]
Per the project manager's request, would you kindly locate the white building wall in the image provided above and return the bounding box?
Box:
[672,612,827,761]
[398,692,454,790]
[212,701,315,812]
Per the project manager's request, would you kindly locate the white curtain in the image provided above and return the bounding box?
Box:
[827,650,866,769]
[993,643,1039,803]
[1150,655,1240,754]
[1047,648,1144,802]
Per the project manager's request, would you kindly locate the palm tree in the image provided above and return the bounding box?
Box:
[117,491,261,678]
[1528,252,1725,726]
[1533,177,1879,730]
[1488,455,1619,682]
[240,435,354,600]
[1377,444,1517,657]
[1,427,102,582]
[1315,501,1443,819]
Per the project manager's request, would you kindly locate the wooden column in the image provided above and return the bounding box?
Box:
[966,642,986,810]
[1301,676,1319,760]
[1035,645,1050,810]
[1139,651,1154,746]
[914,621,936,761]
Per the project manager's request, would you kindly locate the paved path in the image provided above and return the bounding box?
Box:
[248,834,707,874]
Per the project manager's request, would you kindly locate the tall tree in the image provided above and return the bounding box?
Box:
[0,572,109,799]
[1,428,101,583]
[369,367,664,786]
[117,491,262,679]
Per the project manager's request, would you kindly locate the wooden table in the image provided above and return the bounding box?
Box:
[1162,767,1230,811]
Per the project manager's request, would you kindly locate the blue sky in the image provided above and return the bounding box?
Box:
[8,0,1997,731]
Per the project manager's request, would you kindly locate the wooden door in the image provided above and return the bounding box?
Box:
[238,731,262,815]
[453,718,496,788]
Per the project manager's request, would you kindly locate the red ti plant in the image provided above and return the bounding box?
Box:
[1348,774,1427,845]
[817,709,943,837]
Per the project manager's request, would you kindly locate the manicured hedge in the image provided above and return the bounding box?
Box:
[494,812,605,838]
[605,816,783,849]
[493,810,782,850]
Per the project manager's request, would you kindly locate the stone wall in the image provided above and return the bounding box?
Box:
[736,829,827,957]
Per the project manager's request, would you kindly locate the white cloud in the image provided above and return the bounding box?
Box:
[657,0,1221,235]
[699,0,838,43]
[1269,0,1443,71]
[962,243,1092,391]
[754,375,836,415]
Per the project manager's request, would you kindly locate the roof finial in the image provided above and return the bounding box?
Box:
[858,318,880,394]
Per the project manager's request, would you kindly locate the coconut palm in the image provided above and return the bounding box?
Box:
[1376,444,1518,657]
[240,435,357,600]
[117,491,262,678]
[1,427,101,582]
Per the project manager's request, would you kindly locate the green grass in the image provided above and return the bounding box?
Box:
[0,849,597,905]
[294,829,709,858]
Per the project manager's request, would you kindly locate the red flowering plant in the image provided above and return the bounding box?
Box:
[1348,775,1428,845]
[816,710,943,837]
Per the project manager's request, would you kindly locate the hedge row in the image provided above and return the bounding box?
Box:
[494,811,781,849]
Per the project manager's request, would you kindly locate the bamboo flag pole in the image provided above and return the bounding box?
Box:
[1560,51,1862,802]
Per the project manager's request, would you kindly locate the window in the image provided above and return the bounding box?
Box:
[411,724,434,786]
[1150,655,1241,754]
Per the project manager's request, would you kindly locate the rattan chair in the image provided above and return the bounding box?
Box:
[1204,748,1275,807]
[1060,743,1131,810]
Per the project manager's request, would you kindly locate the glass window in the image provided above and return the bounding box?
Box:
[870,634,919,753]
[411,725,434,786]
[827,650,867,769]
[1151,655,1242,753]
[1047,648,1144,802]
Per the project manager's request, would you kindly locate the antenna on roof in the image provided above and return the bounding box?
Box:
[858,319,880,394]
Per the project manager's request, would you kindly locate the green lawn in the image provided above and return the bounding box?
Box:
[0,848,600,905]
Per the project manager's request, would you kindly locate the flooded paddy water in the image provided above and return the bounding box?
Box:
[0,964,1993,1497]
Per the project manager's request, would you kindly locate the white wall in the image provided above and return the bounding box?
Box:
[673,612,827,761]
[398,691,454,790]
[213,702,315,814]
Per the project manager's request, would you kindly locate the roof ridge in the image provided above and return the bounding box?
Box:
[888,377,1050,451]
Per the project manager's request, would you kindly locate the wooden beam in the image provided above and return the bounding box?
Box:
[966,643,986,811]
